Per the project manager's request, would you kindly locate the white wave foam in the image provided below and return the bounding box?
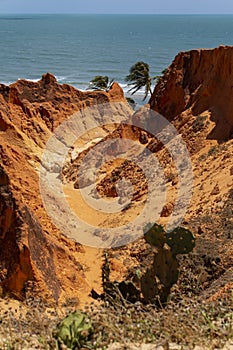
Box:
[0,76,151,106]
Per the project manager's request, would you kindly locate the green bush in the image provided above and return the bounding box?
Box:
[54,310,93,349]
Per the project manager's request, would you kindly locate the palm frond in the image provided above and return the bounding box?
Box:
[88,75,114,91]
[125,61,152,100]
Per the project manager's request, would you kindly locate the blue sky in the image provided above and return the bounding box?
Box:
[0,0,233,14]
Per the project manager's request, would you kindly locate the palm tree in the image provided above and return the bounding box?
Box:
[88,75,114,91]
[125,61,155,100]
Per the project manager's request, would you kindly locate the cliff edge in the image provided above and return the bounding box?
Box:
[148,45,233,300]
[150,45,233,142]
[0,73,131,303]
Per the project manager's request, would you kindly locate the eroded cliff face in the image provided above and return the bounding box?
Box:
[61,46,233,303]
[0,165,33,295]
[0,73,131,303]
[150,45,233,142]
[148,45,233,300]
[1,46,233,305]
[89,46,233,303]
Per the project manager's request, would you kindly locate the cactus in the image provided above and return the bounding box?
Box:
[166,227,195,255]
[141,224,195,304]
[94,224,196,307]
[144,223,166,248]
[140,245,179,304]
[144,223,196,255]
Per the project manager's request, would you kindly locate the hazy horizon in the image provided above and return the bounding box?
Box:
[1,13,233,16]
[0,0,233,15]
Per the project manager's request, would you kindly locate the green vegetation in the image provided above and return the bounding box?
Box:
[54,310,93,349]
[88,75,114,91]
[89,63,168,101]
[166,226,196,255]
[0,287,232,349]
[125,61,156,100]
[141,224,196,303]
[89,224,196,307]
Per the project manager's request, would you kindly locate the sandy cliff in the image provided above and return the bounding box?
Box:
[148,45,233,299]
[0,74,131,303]
[150,45,233,142]
[61,46,233,303]
[0,45,233,305]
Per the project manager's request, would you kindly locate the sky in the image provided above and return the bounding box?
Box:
[0,0,233,14]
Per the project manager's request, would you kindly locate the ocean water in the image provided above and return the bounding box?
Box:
[0,14,233,99]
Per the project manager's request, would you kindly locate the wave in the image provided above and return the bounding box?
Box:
[0,75,150,105]
[0,77,40,85]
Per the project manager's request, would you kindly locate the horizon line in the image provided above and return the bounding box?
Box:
[1,12,233,15]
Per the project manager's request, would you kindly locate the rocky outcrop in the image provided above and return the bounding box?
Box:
[150,45,233,142]
[0,164,33,296]
[0,73,131,302]
[148,45,233,301]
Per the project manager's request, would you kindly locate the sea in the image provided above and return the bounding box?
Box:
[0,14,233,101]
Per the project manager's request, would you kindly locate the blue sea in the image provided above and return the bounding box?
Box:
[0,14,233,99]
